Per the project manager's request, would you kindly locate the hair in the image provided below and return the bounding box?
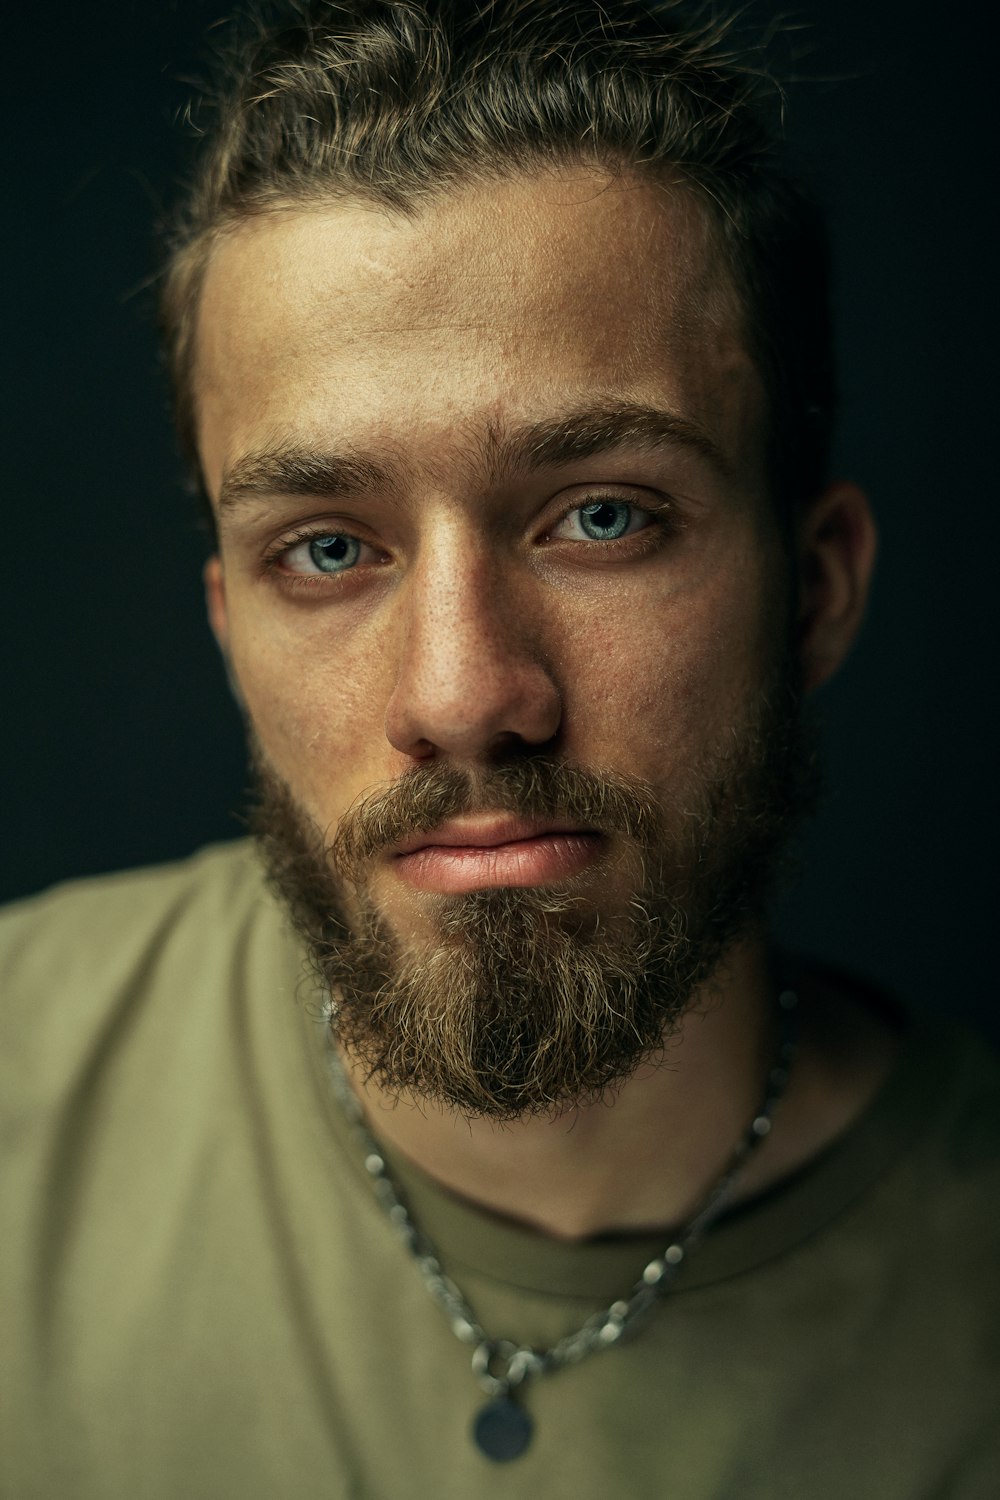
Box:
[160,0,835,530]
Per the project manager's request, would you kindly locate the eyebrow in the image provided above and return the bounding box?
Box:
[216,401,729,514]
[218,449,399,513]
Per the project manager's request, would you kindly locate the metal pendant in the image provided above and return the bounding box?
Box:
[472,1397,534,1461]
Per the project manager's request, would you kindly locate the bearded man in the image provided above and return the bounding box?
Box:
[2,3,997,1497]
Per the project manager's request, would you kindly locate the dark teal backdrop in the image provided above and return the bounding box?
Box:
[3,3,996,1033]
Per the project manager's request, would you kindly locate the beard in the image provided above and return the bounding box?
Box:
[249,661,818,1121]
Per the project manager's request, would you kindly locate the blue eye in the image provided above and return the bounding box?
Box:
[277,531,365,575]
[576,501,633,540]
[552,499,650,543]
[308,534,361,573]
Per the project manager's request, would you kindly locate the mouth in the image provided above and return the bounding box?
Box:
[391,817,603,894]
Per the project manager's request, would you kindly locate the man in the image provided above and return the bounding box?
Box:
[1,2,997,1496]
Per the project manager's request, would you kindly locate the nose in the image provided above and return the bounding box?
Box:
[383,536,562,762]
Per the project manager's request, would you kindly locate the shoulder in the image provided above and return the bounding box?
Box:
[0,837,266,923]
[907,1009,1000,1192]
[836,1002,1000,1289]
[792,960,1000,1190]
[0,839,268,981]
[0,841,302,1105]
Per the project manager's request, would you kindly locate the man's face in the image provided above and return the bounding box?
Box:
[195,169,808,1114]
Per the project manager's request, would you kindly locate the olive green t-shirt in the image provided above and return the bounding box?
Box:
[2,841,998,1498]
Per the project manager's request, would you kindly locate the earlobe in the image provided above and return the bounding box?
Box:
[796,481,878,693]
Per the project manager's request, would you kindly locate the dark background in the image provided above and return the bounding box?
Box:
[3,3,997,1033]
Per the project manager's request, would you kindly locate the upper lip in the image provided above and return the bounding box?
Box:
[392,817,597,857]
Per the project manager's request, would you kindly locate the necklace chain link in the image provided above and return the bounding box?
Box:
[326,988,799,1400]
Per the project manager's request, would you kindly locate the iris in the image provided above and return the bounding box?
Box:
[577,501,632,540]
[309,534,361,573]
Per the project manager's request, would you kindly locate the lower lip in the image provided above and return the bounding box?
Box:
[394,832,603,894]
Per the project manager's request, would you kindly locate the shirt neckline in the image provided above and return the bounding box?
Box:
[310,1002,945,1301]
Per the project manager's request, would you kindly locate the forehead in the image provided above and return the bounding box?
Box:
[194,169,760,495]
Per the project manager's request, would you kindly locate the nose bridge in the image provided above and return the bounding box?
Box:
[383,522,561,760]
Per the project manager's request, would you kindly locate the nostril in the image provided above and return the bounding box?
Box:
[485,728,560,759]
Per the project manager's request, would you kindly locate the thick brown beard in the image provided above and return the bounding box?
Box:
[250,668,817,1121]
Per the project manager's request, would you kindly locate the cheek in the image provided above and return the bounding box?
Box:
[562,557,779,774]
[225,599,388,811]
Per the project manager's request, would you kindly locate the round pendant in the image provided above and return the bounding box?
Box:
[472,1397,534,1461]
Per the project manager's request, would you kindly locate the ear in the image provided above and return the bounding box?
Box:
[795,481,878,693]
[203,554,229,654]
[203,554,247,711]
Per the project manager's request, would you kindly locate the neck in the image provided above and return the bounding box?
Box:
[338,940,782,1242]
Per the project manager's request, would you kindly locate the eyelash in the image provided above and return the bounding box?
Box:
[259,496,679,587]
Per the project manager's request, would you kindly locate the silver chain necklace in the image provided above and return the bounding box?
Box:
[326,988,799,1463]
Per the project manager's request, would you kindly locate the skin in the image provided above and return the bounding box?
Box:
[196,167,886,1239]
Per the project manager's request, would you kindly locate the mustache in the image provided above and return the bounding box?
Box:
[328,756,666,873]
